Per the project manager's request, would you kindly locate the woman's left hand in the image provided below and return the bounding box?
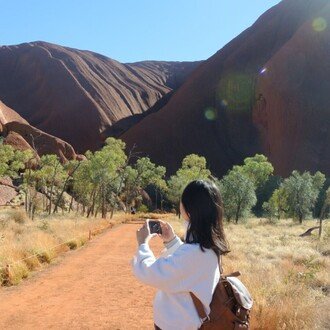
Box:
[136,221,156,245]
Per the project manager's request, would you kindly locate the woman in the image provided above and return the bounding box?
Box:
[131,179,231,330]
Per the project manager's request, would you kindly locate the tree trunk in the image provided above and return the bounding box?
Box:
[235,202,241,224]
[101,185,107,219]
[53,179,69,213]
[155,187,158,210]
[125,200,129,214]
[69,194,74,213]
[160,190,163,211]
[32,205,36,220]
[319,218,323,238]
[87,189,97,218]
[24,191,28,213]
[110,206,114,219]
[48,161,61,215]
[54,163,80,214]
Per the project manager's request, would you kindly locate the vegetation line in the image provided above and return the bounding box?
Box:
[0,226,105,271]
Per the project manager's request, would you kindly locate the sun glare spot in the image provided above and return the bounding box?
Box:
[221,100,228,107]
[312,17,327,32]
[204,107,217,120]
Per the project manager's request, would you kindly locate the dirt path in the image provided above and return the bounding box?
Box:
[0,223,164,329]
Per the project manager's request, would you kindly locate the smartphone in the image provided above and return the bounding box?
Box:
[148,220,162,235]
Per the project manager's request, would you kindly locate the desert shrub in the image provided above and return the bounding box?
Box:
[0,262,29,286]
[38,220,50,231]
[6,209,27,224]
[67,239,78,250]
[24,255,41,270]
[137,204,149,213]
[36,251,53,263]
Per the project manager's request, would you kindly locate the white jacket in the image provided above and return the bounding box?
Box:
[131,235,220,330]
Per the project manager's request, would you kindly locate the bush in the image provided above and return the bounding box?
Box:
[36,251,53,263]
[0,262,29,286]
[24,255,41,270]
[67,239,78,250]
[137,204,149,213]
[38,220,50,231]
[8,209,27,224]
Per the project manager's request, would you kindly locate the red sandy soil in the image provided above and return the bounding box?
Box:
[0,223,164,329]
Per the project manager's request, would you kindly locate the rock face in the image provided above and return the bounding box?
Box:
[0,177,18,206]
[120,0,330,177]
[0,100,78,162]
[0,42,200,152]
[253,2,330,176]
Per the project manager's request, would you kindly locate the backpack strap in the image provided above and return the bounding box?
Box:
[219,254,241,278]
[219,254,223,274]
[189,292,210,324]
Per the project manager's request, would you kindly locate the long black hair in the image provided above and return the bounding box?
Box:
[181,179,230,257]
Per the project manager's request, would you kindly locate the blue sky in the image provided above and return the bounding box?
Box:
[0,0,281,62]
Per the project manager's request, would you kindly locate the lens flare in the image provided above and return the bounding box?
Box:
[221,99,228,107]
[312,17,327,32]
[204,107,217,120]
[217,73,254,113]
[260,67,267,74]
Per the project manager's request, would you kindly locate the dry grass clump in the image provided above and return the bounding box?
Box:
[0,208,112,286]
[165,216,329,329]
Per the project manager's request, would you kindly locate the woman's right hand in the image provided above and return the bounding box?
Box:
[158,220,176,243]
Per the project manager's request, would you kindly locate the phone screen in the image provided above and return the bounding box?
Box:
[148,220,162,234]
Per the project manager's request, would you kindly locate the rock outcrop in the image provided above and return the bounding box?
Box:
[0,177,18,206]
[0,101,78,162]
[120,0,330,177]
[0,42,199,152]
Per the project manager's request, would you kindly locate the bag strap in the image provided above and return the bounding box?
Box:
[189,291,209,322]
[189,253,242,323]
[219,254,223,274]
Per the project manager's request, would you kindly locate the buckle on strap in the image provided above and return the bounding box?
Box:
[200,315,210,324]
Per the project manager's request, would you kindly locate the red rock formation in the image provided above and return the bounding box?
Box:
[0,101,78,162]
[0,177,18,206]
[120,0,330,177]
[253,2,330,176]
[0,43,199,152]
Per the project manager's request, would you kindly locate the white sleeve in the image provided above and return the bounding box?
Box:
[131,242,188,292]
[159,235,184,258]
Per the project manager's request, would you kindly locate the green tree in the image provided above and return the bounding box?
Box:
[73,137,127,218]
[122,157,166,213]
[254,175,282,216]
[53,160,81,214]
[281,170,326,223]
[314,178,330,218]
[233,154,274,189]
[166,154,211,213]
[219,169,257,223]
[318,187,330,238]
[0,144,33,179]
[37,154,66,214]
[262,187,289,221]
